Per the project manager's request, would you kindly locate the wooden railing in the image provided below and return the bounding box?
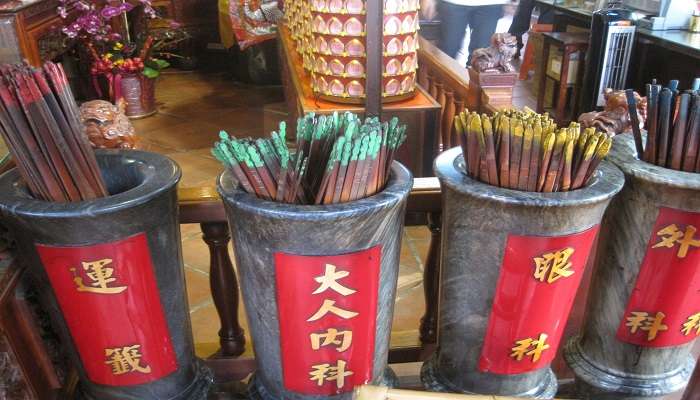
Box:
[417,36,470,154]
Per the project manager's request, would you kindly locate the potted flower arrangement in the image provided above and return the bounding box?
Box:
[58,0,170,118]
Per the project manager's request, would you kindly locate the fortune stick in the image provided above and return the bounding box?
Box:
[454,108,612,192]
[213,112,407,205]
[0,62,107,202]
[632,78,700,172]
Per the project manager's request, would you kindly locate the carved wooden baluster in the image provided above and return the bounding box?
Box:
[441,90,455,150]
[202,222,246,357]
[420,212,441,345]
[428,74,438,100]
[453,97,465,147]
[435,83,446,154]
[418,64,429,88]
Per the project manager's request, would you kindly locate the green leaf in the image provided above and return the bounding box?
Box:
[142,67,159,79]
[153,58,170,69]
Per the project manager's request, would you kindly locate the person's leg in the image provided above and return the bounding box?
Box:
[508,0,535,38]
[508,0,535,54]
[438,1,471,59]
[466,4,504,64]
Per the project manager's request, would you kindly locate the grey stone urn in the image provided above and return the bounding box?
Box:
[0,150,211,399]
[565,134,700,399]
[423,147,624,398]
[218,161,413,400]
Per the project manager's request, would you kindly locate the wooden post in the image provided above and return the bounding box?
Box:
[365,0,383,118]
[202,222,246,357]
[419,212,441,345]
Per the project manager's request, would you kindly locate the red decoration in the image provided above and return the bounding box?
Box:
[36,233,177,386]
[479,226,600,374]
[275,246,381,395]
[617,207,700,347]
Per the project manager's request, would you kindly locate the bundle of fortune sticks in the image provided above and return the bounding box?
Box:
[455,108,613,192]
[213,111,407,205]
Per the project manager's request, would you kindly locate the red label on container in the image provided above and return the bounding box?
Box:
[478,226,599,374]
[36,233,177,386]
[276,246,380,395]
[616,207,700,347]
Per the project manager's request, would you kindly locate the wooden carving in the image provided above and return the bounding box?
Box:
[578,88,647,135]
[80,100,138,149]
[471,33,518,73]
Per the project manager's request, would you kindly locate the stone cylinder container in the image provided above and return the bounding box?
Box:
[565,134,700,399]
[218,162,412,400]
[422,147,624,398]
[0,150,211,399]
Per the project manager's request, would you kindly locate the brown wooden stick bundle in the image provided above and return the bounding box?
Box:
[0,62,107,202]
[455,108,612,192]
[214,112,407,205]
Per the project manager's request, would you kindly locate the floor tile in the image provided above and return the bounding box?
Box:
[185,267,213,308]
[181,233,212,273]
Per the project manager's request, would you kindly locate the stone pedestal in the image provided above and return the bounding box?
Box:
[218,162,412,400]
[423,147,623,398]
[0,150,211,400]
[467,68,517,113]
[565,134,700,399]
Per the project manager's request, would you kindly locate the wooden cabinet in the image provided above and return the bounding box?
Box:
[0,0,69,66]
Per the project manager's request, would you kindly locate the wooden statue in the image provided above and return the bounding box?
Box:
[578,88,647,135]
[471,33,518,73]
[80,100,138,149]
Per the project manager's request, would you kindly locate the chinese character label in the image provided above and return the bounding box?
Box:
[533,247,575,283]
[276,247,380,395]
[617,207,700,347]
[104,345,152,375]
[72,258,127,294]
[478,226,599,375]
[36,234,177,386]
[510,333,550,363]
[624,311,668,341]
[682,313,700,336]
[309,360,353,388]
[310,328,353,352]
[652,224,700,258]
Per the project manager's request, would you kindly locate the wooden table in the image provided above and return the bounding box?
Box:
[0,0,71,66]
[536,32,588,124]
[533,0,700,89]
[277,25,442,178]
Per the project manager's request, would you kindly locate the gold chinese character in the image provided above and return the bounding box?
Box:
[533,247,575,284]
[309,359,353,388]
[510,333,550,363]
[72,259,127,294]
[310,328,353,352]
[625,311,668,341]
[653,224,700,258]
[104,345,151,375]
[682,312,700,336]
[312,264,357,296]
[307,299,359,322]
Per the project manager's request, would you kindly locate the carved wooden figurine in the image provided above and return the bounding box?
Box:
[471,33,518,73]
[578,88,647,135]
[80,100,138,149]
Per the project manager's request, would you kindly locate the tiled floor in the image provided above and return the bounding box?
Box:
[131,72,430,357]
